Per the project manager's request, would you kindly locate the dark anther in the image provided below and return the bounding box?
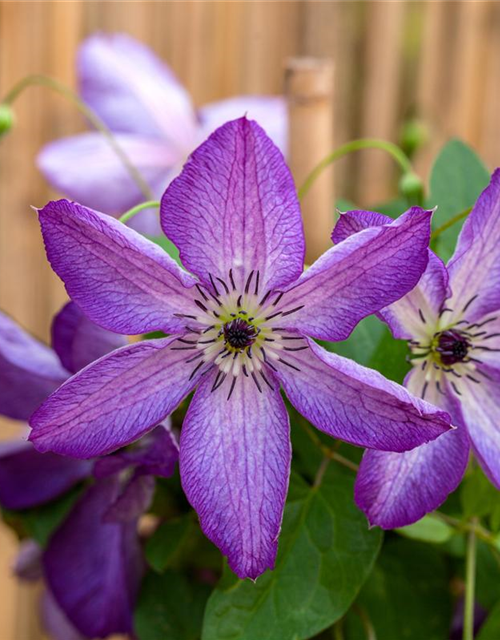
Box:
[281,305,305,318]
[282,336,305,341]
[229,269,236,291]
[209,273,220,296]
[254,271,260,296]
[436,329,471,365]
[484,333,500,341]
[172,346,197,351]
[174,313,197,320]
[216,277,230,295]
[242,365,249,377]
[227,377,237,400]
[465,374,480,384]
[421,360,427,370]
[261,348,278,371]
[195,300,209,313]
[284,346,308,352]
[451,381,462,396]
[237,294,243,308]
[198,338,216,344]
[265,310,282,321]
[186,351,205,363]
[178,338,198,344]
[189,361,205,380]
[462,294,479,313]
[223,318,259,350]
[259,290,272,307]
[418,309,426,324]
[203,325,215,333]
[211,371,226,392]
[421,381,428,400]
[245,270,255,295]
[278,357,301,372]
[273,292,285,307]
[251,371,262,393]
[260,371,274,390]
[196,284,209,302]
[435,381,446,395]
[439,307,453,317]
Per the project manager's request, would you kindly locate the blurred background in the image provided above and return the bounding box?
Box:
[0,1,499,638]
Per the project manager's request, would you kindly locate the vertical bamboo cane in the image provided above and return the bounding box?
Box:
[285,58,334,263]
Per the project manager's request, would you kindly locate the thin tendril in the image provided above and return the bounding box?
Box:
[298,138,413,201]
[2,74,153,200]
[119,200,161,224]
[431,207,472,241]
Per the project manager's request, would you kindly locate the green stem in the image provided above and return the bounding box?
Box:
[463,517,478,640]
[2,74,153,200]
[431,207,472,241]
[300,421,359,472]
[298,138,413,201]
[119,200,161,224]
[354,604,377,640]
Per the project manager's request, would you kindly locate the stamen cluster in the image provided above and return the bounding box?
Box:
[172,269,308,399]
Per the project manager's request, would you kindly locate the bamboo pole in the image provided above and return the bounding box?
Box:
[285,57,334,263]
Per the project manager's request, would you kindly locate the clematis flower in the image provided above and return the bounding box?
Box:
[37,32,287,233]
[30,117,452,579]
[0,304,179,638]
[332,170,500,529]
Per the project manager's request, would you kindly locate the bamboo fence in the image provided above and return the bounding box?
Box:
[0,1,498,637]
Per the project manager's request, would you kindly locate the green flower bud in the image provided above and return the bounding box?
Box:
[0,104,14,137]
[399,172,425,206]
[400,119,429,158]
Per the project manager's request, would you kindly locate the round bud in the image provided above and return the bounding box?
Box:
[400,119,429,157]
[399,172,425,206]
[0,104,14,137]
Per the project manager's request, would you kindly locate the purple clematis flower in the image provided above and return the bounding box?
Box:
[30,117,452,579]
[0,304,179,638]
[37,32,287,234]
[332,169,500,529]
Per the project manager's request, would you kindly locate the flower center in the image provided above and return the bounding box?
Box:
[223,317,259,351]
[434,329,470,365]
[172,269,308,399]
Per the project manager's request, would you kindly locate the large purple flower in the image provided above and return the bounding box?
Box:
[30,117,452,579]
[37,33,287,233]
[332,170,500,529]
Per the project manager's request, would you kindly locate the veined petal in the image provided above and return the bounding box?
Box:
[447,169,500,321]
[37,132,176,231]
[43,477,143,638]
[29,338,202,459]
[0,441,92,510]
[354,367,469,528]
[459,365,500,488]
[180,371,291,580]
[198,96,287,155]
[51,302,127,374]
[332,209,449,340]
[161,117,305,293]
[0,310,68,420]
[78,33,197,151]
[38,200,198,335]
[275,339,452,452]
[279,207,432,342]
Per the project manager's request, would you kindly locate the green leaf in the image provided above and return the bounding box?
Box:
[373,197,409,219]
[396,514,454,544]
[17,485,83,546]
[145,515,194,573]
[367,326,410,384]
[461,465,500,519]
[427,139,489,262]
[147,234,182,266]
[135,570,211,640]
[344,538,452,640]
[322,315,385,367]
[202,466,382,640]
[477,599,500,640]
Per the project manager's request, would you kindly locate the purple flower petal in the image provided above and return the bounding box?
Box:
[354,368,469,528]
[94,424,179,480]
[43,477,143,638]
[37,133,176,230]
[38,200,198,335]
[30,338,201,459]
[198,96,288,155]
[279,207,433,342]
[103,473,155,523]
[0,310,68,420]
[180,371,291,580]
[41,590,86,640]
[161,117,305,293]
[275,338,452,452]
[78,33,197,151]
[459,364,500,488]
[0,440,92,510]
[448,169,500,322]
[51,301,127,374]
[332,209,450,339]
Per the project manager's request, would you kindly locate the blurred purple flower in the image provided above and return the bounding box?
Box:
[0,304,178,637]
[30,117,452,579]
[37,32,288,234]
[332,170,500,529]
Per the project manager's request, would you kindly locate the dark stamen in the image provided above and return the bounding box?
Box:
[172,346,197,351]
[186,351,205,363]
[278,357,301,371]
[189,361,205,380]
[284,346,308,351]
[260,371,274,390]
[209,273,220,296]
[483,333,500,340]
[227,377,237,400]
[251,371,262,393]
[196,284,209,302]
[212,372,226,392]
[439,307,453,317]
[242,365,249,377]
[451,382,462,396]
[177,338,198,344]
[466,374,480,384]
[436,381,446,395]
[259,290,272,307]
[203,325,215,333]
[245,271,254,295]
[195,300,208,312]
[229,269,236,291]
[418,309,426,324]
[273,292,285,307]
[265,311,282,321]
[281,305,305,318]
[421,381,428,399]
[198,338,216,344]
[463,294,479,312]
[217,277,230,295]
[254,271,260,296]
[174,313,197,320]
